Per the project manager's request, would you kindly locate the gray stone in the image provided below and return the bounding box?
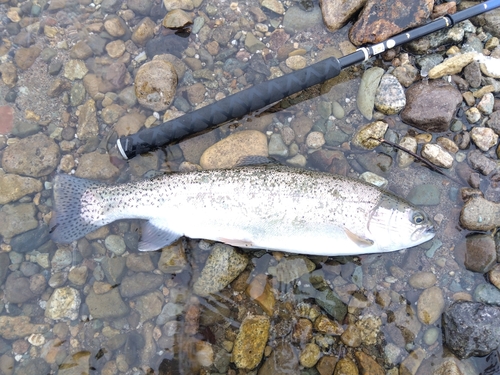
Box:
[0,203,38,238]
[9,224,50,253]
[314,288,347,322]
[86,287,129,320]
[406,184,441,206]
[357,67,385,120]
[464,234,497,273]
[467,149,497,175]
[268,133,288,157]
[474,283,500,306]
[4,271,35,303]
[58,352,91,375]
[443,301,500,359]
[282,5,323,33]
[119,272,164,298]
[101,256,126,285]
[257,341,299,375]
[374,74,406,115]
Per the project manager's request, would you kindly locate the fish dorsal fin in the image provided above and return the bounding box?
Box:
[138,220,182,251]
[233,155,279,167]
[343,227,374,248]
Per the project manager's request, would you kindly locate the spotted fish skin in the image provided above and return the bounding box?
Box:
[50,164,435,255]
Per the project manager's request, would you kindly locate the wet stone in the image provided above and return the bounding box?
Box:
[257,341,299,375]
[399,348,425,375]
[333,357,358,375]
[428,52,476,79]
[232,315,270,370]
[268,133,289,157]
[443,301,500,358]
[14,46,41,70]
[158,242,188,273]
[474,283,500,306]
[74,151,120,181]
[0,203,38,238]
[0,171,43,205]
[86,288,129,320]
[120,272,164,298]
[126,253,154,272]
[470,127,498,151]
[45,286,81,321]
[58,352,91,375]
[464,234,497,273]
[465,107,481,124]
[4,272,36,303]
[299,342,320,368]
[135,291,163,323]
[374,74,406,115]
[104,235,126,256]
[421,143,454,169]
[193,244,248,297]
[246,273,276,316]
[63,59,88,81]
[351,121,388,150]
[2,133,59,177]
[314,314,343,336]
[68,265,88,286]
[478,93,495,115]
[408,271,437,289]
[406,184,440,206]
[401,80,462,132]
[340,324,362,347]
[51,248,73,271]
[417,286,445,325]
[397,136,417,168]
[135,60,177,111]
[460,196,500,231]
[467,150,497,175]
[357,67,385,120]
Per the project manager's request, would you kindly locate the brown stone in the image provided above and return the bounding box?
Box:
[321,0,367,32]
[349,0,434,46]
[246,273,276,316]
[401,80,463,132]
[354,351,384,375]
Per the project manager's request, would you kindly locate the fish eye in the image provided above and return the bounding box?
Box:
[412,212,425,225]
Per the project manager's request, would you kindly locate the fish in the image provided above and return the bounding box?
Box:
[49,162,435,255]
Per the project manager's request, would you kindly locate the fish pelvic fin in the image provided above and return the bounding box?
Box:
[50,174,107,244]
[343,227,374,248]
[138,219,182,251]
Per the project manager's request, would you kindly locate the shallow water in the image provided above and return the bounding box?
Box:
[0,0,499,374]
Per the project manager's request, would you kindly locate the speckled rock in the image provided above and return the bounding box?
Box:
[246,273,276,316]
[470,127,498,151]
[271,256,315,283]
[200,130,268,169]
[135,60,177,111]
[232,315,270,370]
[0,171,42,204]
[401,80,462,132]
[421,143,453,168]
[63,59,88,80]
[443,301,500,358]
[320,0,366,32]
[299,342,321,368]
[314,314,343,335]
[357,67,385,120]
[340,324,362,347]
[2,133,59,177]
[131,17,156,46]
[257,341,299,375]
[463,234,497,273]
[45,287,81,321]
[417,286,445,325]
[158,242,188,273]
[374,74,406,115]
[351,121,388,150]
[193,244,248,297]
[333,357,359,375]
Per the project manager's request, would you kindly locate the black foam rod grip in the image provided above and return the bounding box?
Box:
[117,56,342,159]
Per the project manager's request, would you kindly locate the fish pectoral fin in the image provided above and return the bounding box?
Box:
[217,237,255,248]
[138,220,181,252]
[343,227,374,248]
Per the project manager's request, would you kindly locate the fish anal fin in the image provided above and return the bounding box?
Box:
[217,237,254,248]
[343,227,374,248]
[139,220,182,251]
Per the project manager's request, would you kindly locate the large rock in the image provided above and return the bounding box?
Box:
[443,301,500,359]
[232,315,270,370]
[349,0,433,46]
[135,60,177,111]
[45,286,81,320]
[0,171,43,204]
[401,80,463,132]
[0,203,38,238]
[0,316,49,340]
[86,288,129,320]
[460,196,500,231]
[74,151,120,180]
[320,0,367,32]
[2,133,60,177]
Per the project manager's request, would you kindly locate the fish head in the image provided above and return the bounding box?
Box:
[367,195,436,252]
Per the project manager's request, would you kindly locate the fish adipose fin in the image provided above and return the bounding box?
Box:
[343,227,374,248]
[50,174,106,244]
[138,220,181,251]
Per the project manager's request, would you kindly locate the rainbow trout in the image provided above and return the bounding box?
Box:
[50,164,435,255]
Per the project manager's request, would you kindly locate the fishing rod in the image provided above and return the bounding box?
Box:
[117,0,500,160]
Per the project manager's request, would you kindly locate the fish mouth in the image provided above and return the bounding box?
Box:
[411,224,436,242]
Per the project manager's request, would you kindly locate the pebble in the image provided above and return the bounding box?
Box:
[408,271,437,289]
[268,133,288,157]
[397,136,417,168]
[470,126,498,151]
[86,287,129,320]
[104,235,126,256]
[299,342,321,368]
[465,107,481,124]
[374,74,406,115]
[305,131,325,149]
[14,46,41,70]
[467,149,496,175]
[314,314,343,335]
[135,291,164,323]
[271,256,315,283]
[423,327,440,346]
[399,348,425,375]
[68,265,88,286]
[135,60,177,111]
[4,272,35,303]
[354,351,385,375]
[489,264,500,290]
[119,272,164,298]
[51,248,73,271]
[58,352,91,375]
[357,67,385,120]
[286,153,307,167]
[0,203,38,238]
[406,184,440,206]
[45,287,81,321]
[158,242,188,273]
[0,171,43,204]
[477,92,495,115]
[460,196,500,231]
[1,133,59,177]
[417,286,445,325]
[245,273,276,316]
[231,315,270,370]
[258,341,299,374]
[63,59,88,80]
[333,357,359,375]
[421,143,454,168]
[428,52,477,79]
[340,324,362,347]
[351,121,388,150]
[359,171,387,188]
[285,55,307,70]
[474,283,500,306]
[74,151,120,180]
[193,244,248,297]
[200,130,268,169]
[464,234,497,273]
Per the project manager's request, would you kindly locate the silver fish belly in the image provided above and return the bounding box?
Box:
[49,164,435,255]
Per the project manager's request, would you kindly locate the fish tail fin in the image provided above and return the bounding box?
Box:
[50,174,107,244]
